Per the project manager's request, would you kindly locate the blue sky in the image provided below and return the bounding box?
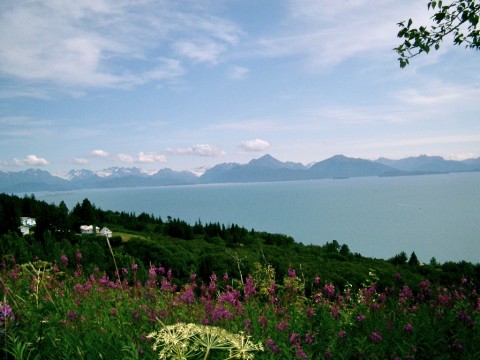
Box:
[1,0,479,175]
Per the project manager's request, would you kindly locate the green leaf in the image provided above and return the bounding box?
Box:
[435,43,440,50]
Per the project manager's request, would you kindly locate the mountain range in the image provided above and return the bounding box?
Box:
[1,154,479,193]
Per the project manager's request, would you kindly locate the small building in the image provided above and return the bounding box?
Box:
[80,225,100,235]
[19,217,36,236]
[20,217,36,227]
[100,227,112,238]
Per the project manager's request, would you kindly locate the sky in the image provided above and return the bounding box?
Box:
[1,0,479,176]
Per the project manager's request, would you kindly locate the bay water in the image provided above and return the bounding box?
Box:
[35,172,480,264]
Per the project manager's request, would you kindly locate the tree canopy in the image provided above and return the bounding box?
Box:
[395,0,480,67]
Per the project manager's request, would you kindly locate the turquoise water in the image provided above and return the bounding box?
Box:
[35,172,480,264]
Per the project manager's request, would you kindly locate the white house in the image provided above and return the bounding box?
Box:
[19,217,36,236]
[100,227,112,238]
[80,225,100,235]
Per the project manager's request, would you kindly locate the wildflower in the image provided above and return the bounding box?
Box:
[369,331,382,343]
[266,338,280,354]
[338,330,346,339]
[324,283,335,298]
[331,306,340,319]
[258,315,268,328]
[288,268,296,277]
[276,320,289,332]
[295,347,307,359]
[357,313,366,322]
[314,275,320,284]
[0,301,14,327]
[452,340,463,351]
[122,268,128,275]
[131,263,138,272]
[60,255,68,266]
[306,308,315,317]
[244,277,256,298]
[75,252,82,263]
[223,273,229,282]
[324,348,333,359]
[404,323,414,334]
[67,310,79,320]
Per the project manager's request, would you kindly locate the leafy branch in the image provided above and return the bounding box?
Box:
[394,0,480,67]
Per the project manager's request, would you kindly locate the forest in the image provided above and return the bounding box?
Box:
[1,192,479,293]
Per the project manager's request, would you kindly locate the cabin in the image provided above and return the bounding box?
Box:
[19,217,36,236]
[80,225,100,235]
[100,227,112,238]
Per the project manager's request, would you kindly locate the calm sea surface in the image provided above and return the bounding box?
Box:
[35,172,480,264]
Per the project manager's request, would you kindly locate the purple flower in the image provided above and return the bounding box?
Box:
[265,338,280,354]
[338,330,346,338]
[357,313,366,322]
[324,349,333,359]
[60,255,68,266]
[331,306,340,319]
[75,252,82,263]
[404,323,414,334]
[288,268,296,278]
[131,263,138,272]
[369,331,382,343]
[0,302,14,326]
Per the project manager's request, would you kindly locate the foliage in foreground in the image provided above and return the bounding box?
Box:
[395,0,480,67]
[1,255,479,359]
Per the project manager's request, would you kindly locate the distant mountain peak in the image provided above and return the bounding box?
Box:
[248,154,284,168]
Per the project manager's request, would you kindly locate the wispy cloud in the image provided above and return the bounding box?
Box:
[0,0,241,90]
[116,152,166,164]
[91,149,109,158]
[229,66,249,80]
[13,154,49,166]
[239,139,270,152]
[167,144,226,157]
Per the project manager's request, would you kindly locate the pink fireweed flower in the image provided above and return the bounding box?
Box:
[331,306,340,319]
[357,313,366,322]
[75,252,82,263]
[324,283,335,298]
[338,330,346,339]
[223,273,229,282]
[60,255,68,266]
[306,308,315,317]
[276,320,289,332]
[131,263,138,272]
[0,301,14,326]
[265,338,280,354]
[404,323,414,334]
[258,315,268,328]
[295,348,307,359]
[244,277,256,298]
[324,349,333,359]
[369,331,382,343]
[314,275,320,284]
[288,268,296,278]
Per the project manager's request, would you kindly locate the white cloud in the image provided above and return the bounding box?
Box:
[239,139,270,152]
[116,152,167,164]
[91,149,109,157]
[73,158,89,165]
[116,153,135,163]
[137,152,167,163]
[253,1,431,70]
[0,0,241,90]
[229,66,249,80]
[167,144,226,157]
[14,154,49,166]
[174,40,226,65]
